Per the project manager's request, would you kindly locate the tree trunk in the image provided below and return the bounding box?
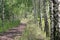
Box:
[49,0,54,40]
[58,0,60,39]
[2,0,5,27]
[43,0,49,37]
[25,0,27,18]
[0,0,2,19]
[37,0,43,30]
[50,0,60,40]
[32,0,37,23]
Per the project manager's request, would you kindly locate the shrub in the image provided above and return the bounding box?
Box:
[0,20,20,32]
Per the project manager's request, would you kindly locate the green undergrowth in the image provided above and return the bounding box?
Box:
[0,20,20,32]
[19,14,50,40]
[20,22,50,40]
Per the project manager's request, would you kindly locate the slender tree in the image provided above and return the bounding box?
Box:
[38,0,43,30]
[0,0,2,19]
[2,0,5,27]
[53,0,58,40]
[43,0,49,37]
[32,0,37,23]
[49,0,54,40]
[58,0,60,39]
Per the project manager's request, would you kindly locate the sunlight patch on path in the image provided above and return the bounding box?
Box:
[21,18,29,24]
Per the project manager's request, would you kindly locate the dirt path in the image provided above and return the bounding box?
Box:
[0,23,26,40]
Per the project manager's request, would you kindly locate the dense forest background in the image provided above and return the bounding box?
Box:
[0,0,60,40]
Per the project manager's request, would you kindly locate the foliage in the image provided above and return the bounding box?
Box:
[0,0,58,40]
[0,20,20,32]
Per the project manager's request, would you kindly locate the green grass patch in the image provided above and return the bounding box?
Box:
[20,23,46,40]
[19,17,50,40]
[0,20,20,32]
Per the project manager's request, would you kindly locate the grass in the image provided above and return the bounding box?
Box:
[0,19,20,32]
[19,18,50,40]
[20,23,46,40]
[19,16,50,40]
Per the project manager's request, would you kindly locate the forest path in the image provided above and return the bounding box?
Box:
[0,23,26,40]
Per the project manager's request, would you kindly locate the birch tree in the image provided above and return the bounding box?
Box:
[32,0,37,23]
[43,0,49,37]
[49,0,54,40]
[2,0,5,27]
[50,0,60,40]
[38,0,43,30]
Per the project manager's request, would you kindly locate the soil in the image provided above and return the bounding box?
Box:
[0,23,26,40]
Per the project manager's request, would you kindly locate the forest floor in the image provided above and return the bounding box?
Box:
[0,23,26,40]
[0,18,50,40]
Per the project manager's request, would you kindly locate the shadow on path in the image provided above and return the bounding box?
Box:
[0,23,26,40]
